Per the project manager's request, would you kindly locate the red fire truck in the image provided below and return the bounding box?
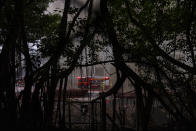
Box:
[77,76,110,90]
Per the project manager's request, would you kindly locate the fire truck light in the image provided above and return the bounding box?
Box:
[104,77,109,80]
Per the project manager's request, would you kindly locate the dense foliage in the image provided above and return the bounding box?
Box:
[0,0,195,131]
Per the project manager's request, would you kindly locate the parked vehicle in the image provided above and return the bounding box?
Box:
[77,76,110,90]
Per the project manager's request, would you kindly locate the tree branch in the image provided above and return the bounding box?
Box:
[124,0,196,74]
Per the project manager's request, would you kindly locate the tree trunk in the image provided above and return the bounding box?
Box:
[101,97,106,131]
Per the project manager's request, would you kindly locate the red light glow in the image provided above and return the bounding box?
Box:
[77,76,81,79]
[104,77,109,80]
